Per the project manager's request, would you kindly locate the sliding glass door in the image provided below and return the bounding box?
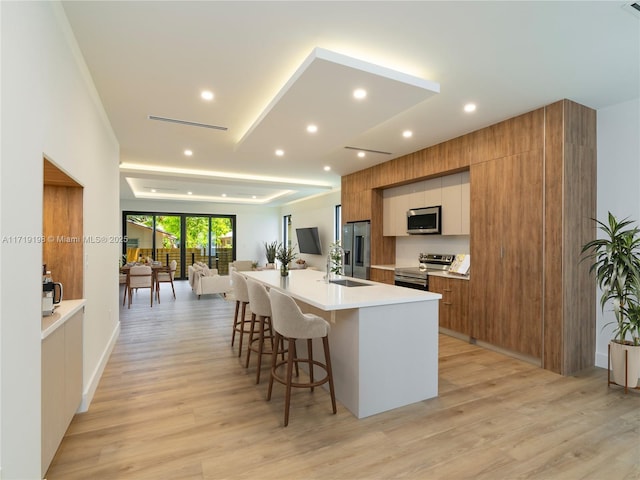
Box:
[123,212,235,278]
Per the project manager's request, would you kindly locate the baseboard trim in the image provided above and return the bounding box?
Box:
[78,320,120,413]
[595,350,608,370]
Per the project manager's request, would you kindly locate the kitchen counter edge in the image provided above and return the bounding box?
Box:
[41,299,86,340]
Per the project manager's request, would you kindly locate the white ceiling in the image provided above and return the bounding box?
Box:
[61,1,640,207]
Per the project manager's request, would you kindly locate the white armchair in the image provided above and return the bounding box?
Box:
[229,260,254,273]
[188,263,232,299]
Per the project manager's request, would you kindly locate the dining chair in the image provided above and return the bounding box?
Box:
[156,259,177,303]
[127,265,154,308]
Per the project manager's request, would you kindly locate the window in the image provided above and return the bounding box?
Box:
[283,214,292,248]
[335,204,342,243]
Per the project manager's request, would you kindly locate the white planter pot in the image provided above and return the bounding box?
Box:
[610,340,640,388]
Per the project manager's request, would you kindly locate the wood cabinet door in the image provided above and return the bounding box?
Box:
[470,159,505,342]
[470,151,543,359]
[448,278,470,336]
[499,150,543,358]
[428,275,448,328]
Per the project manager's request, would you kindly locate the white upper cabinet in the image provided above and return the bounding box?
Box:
[423,177,442,208]
[382,171,470,237]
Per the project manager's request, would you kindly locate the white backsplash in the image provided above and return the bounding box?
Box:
[395,235,470,267]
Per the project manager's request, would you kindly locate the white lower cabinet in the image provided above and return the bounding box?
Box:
[42,309,83,476]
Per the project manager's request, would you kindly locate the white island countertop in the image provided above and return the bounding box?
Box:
[243,269,440,311]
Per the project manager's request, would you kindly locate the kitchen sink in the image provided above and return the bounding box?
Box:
[329,279,371,287]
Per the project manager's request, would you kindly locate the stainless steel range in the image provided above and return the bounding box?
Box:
[394,253,455,290]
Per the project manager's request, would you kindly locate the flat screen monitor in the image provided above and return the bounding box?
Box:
[296,227,322,255]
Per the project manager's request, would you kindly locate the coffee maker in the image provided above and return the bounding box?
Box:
[42,265,63,316]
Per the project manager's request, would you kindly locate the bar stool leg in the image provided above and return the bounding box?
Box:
[284,338,295,427]
[267,331,281,401]
[231,300,240,346]
[308,339,314,392]
[245,313,257,368]
[255,315,266,384]
[237,302,248,357]
[323,336,337,414]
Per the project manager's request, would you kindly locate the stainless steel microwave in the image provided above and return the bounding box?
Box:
[407,205,441,234]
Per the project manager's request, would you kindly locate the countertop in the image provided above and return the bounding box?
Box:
[243,269,440,311]
[41,299,86,339]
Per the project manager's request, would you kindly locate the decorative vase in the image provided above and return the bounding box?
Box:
[280,264,289,277]
[610,340,640,388]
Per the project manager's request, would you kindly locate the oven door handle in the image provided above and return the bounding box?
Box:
[394,276,428,288]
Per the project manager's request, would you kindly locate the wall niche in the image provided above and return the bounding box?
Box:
[43,158,84,299]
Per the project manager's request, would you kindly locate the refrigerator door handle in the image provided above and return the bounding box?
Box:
[355,236,364,266]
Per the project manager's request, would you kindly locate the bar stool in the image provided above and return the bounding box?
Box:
[267,288,337,426]
[245,279,275,384]
[231,272,251,357]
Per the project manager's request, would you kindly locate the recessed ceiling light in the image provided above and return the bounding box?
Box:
[221,193,227,197]
[357,151,366,158]
[464,103,476,113]
[187,191,193,195]
[151,189,157,193]
[307,124,318,133]
[353,88,367,100]
[324,166,331,171]
[252,195,257,199]
[275,149,284,156]
[201,90,214,101]
[402,130,413,138]
[184,149,193,156]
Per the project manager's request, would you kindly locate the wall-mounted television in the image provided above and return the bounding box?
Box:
[296,227,322,255]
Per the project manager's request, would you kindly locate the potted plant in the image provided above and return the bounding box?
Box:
[276,243,297,277]
[327,241,344,279]
[264,241,278,269]
[582,211,640,388]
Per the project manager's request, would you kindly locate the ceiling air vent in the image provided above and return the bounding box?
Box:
[148,115,228,131]
[344,146,392,155]
[623,2,640,18]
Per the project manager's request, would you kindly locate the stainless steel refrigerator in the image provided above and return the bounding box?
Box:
[342,221,371,279]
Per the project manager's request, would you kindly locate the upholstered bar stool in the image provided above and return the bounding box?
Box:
[245,278,277,384]
[231,272,251,357]
[267,289,337,427]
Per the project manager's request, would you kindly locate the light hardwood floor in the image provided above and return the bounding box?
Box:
[46,280,639,479]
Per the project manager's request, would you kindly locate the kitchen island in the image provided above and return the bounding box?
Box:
[243,269,441,418]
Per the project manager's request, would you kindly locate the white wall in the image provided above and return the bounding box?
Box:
[280,191,342,270]
[120,199,280,265]
[0,2,120,478]
[595,98,640,368]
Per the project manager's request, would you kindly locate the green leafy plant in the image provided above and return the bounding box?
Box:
[328,241,344,275]
[581,212,640,345]
[264,241,278,264]
[620,299,640,346]
[276,243,297,266]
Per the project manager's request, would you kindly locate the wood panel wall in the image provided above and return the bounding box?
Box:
[43,159,84,300]
[544,100,597,374]
[341,99,596,375]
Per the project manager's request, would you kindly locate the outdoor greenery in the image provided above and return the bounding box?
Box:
[128,215,232,249]
[581,211,640,345]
